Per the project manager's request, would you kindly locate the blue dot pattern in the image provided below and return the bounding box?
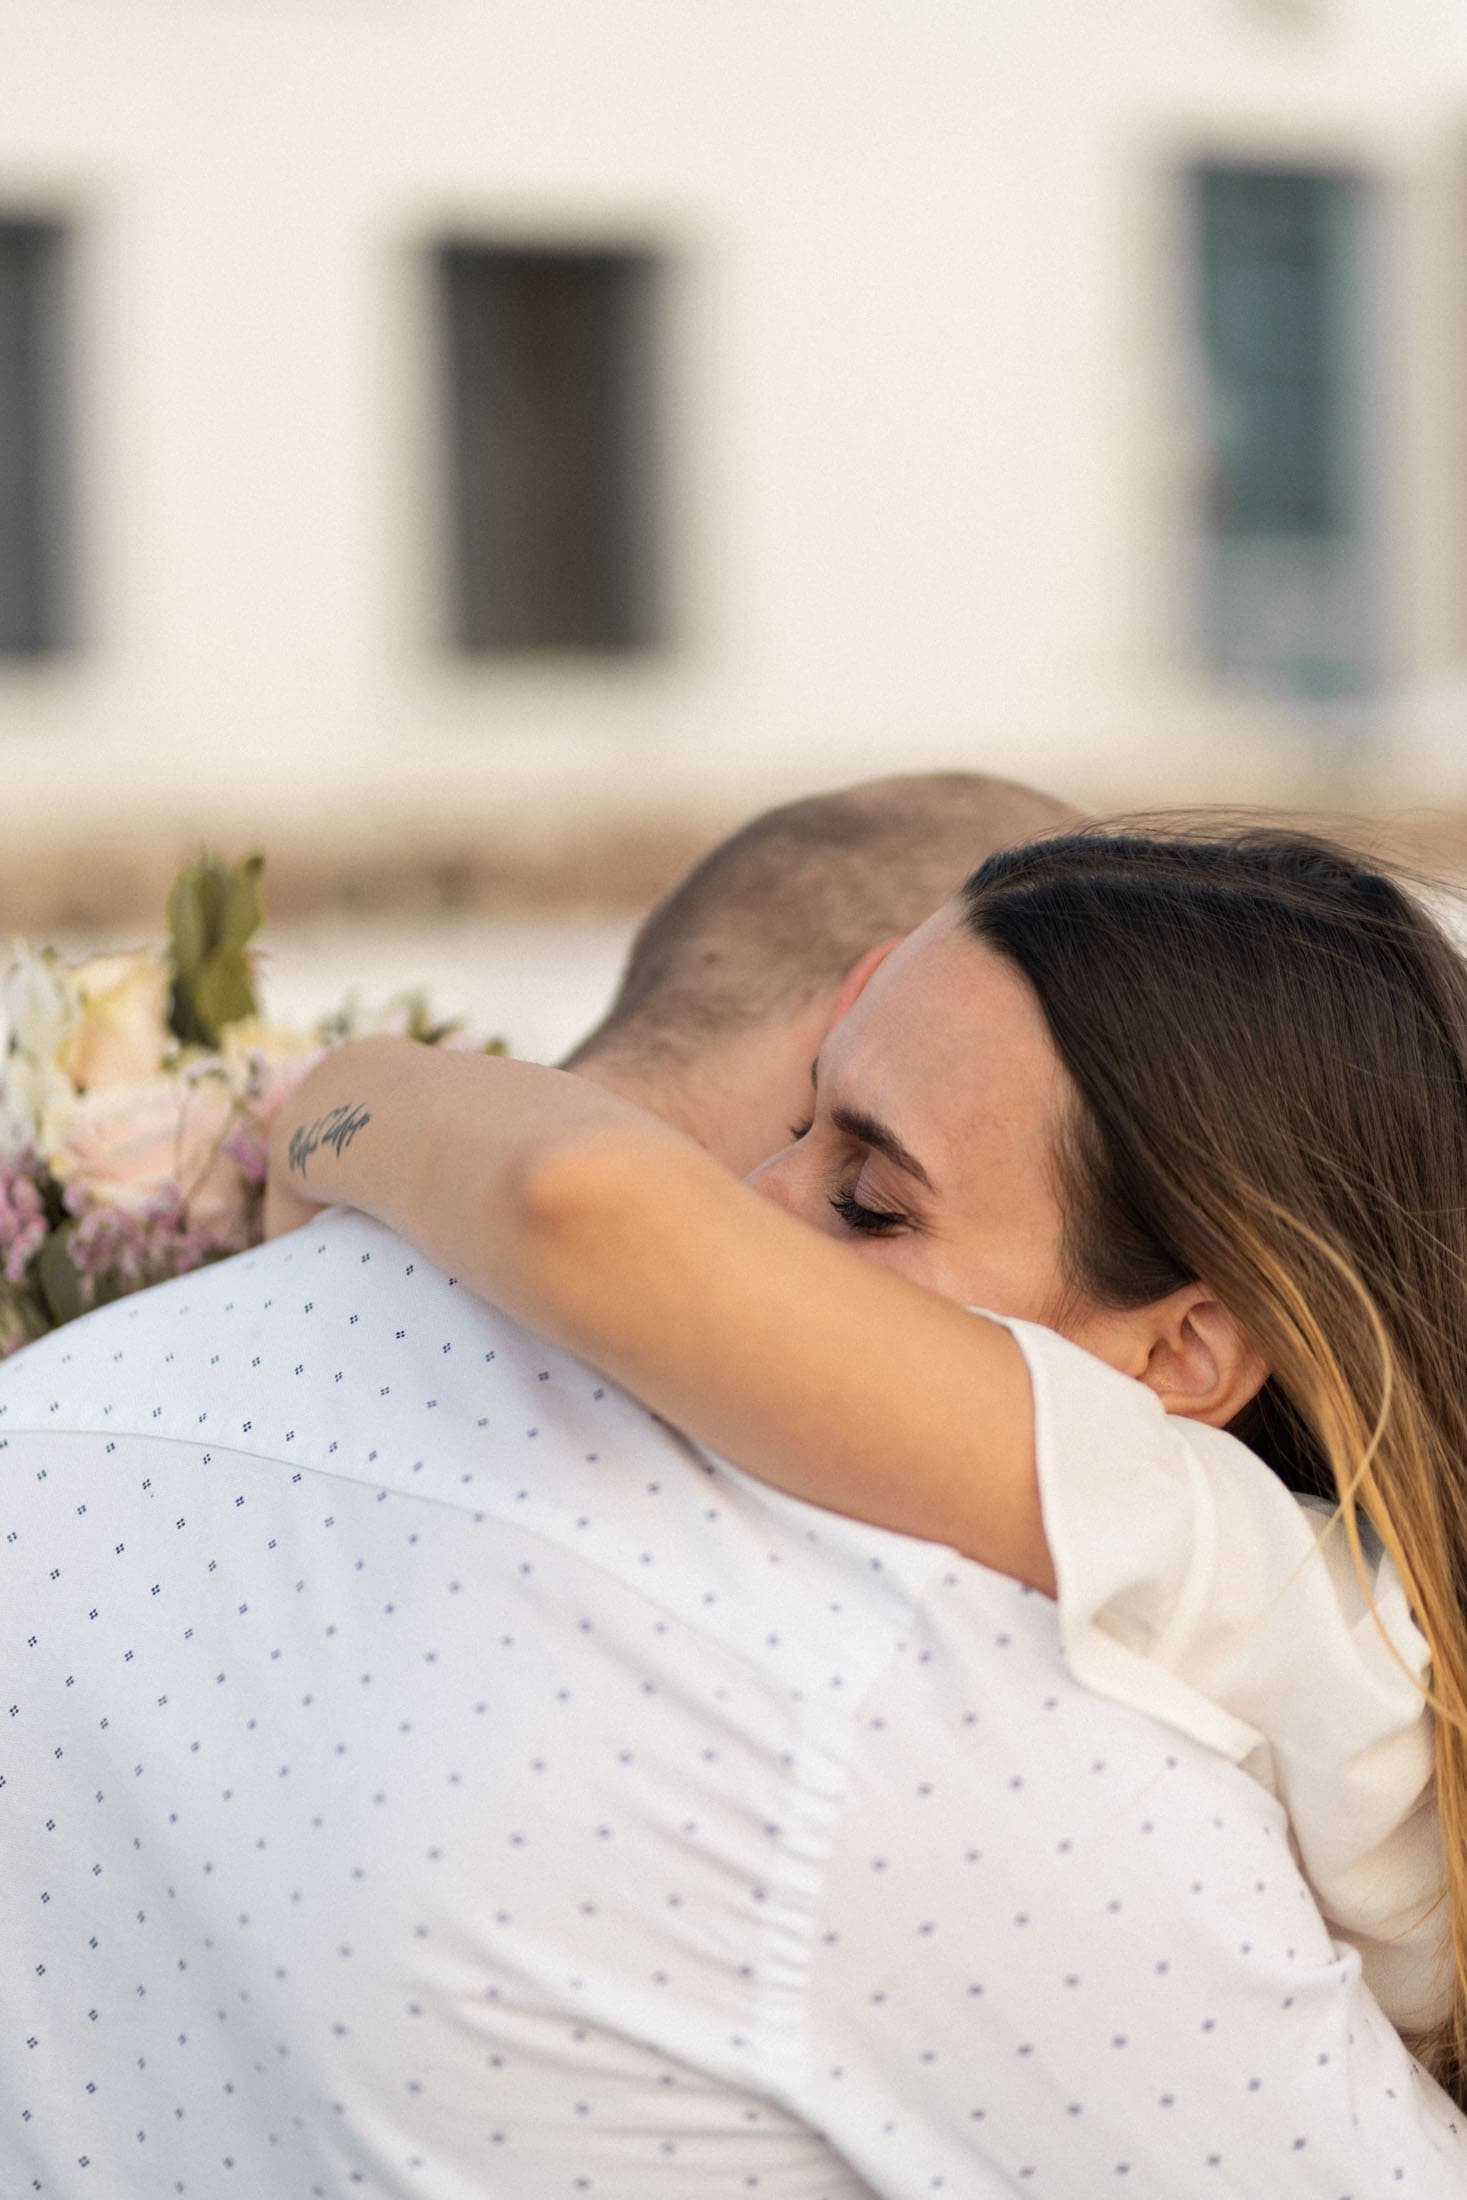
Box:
[0,1208,1461,2197]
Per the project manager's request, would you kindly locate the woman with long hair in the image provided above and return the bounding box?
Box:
[268,825,1467,2108]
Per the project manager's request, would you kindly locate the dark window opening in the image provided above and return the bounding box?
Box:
[0,218,72,656]
[437,244,662,652]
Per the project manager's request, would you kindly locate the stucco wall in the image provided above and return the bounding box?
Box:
[2,0,1466,885]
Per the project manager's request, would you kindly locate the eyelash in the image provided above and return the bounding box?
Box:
[785,1119,910,1235]
[828,1185,909,1236]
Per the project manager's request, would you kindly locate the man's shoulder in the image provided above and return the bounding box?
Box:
[0,1209,617,1453]
[0,1210,952,1680]
[0,1210,420,1399]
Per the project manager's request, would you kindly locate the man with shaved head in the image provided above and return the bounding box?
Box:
[569,770,1077,1170]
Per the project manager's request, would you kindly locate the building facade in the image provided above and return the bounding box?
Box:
[3,0,1467,900]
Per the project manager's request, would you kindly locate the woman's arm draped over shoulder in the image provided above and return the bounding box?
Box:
[267,1036,1051,1592]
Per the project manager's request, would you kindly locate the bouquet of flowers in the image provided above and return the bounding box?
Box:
[0,854,501,1355]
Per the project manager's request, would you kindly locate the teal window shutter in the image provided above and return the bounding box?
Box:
[1190,164,1376,701]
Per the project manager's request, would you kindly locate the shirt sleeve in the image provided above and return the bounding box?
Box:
[990,1311,1448,2033]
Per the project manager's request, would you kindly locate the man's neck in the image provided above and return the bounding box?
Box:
[571,999,831,1179]
[573,1055,732,1164]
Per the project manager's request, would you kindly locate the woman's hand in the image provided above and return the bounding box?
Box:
[265,1036,413,1235]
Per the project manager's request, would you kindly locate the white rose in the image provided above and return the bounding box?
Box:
[2,945,76,1074]
[348,991,418,1041]
[0,1053,70,1152]
[59,951,173,1091]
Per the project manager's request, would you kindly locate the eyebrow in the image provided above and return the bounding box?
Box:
[822,1095,936,1196]
[827,1106,936,1193]
[808,1058,937,1194]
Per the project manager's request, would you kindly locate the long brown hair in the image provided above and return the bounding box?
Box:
[961,826,1467,2101]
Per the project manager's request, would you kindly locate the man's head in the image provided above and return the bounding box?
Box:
[566,770,1080,1172]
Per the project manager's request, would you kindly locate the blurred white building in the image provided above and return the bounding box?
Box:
[3,0,1467,889]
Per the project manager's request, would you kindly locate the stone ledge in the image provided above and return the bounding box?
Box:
[0,819,721,937]
[7,806,1467,939]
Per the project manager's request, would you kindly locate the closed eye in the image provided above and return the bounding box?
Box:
[828,1185,909,1236]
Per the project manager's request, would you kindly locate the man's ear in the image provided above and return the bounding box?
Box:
[1138,1285,1268,1429]
[825,938,903,1031]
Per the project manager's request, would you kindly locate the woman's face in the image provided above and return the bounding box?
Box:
[748,903,1085,1331]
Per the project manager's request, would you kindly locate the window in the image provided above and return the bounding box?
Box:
[436,244,662,652]
[0,219,71,655]
[1187,164,1377,700]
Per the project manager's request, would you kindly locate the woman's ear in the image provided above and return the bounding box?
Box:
[1139,1285,1268,1429]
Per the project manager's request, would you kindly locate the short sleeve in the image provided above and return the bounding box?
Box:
[988,1311,1449,2032]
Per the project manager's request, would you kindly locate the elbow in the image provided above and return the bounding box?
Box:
[504,1132,618,1243]
[500,1123,689,1308]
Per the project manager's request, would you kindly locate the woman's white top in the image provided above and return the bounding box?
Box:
[998,1314,1447,2035]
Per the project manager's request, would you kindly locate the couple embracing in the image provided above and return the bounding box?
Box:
[2,772,1465,2197]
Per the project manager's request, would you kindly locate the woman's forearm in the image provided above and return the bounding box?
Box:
[267,1038,1053,1593]
[266,1037,683,1320]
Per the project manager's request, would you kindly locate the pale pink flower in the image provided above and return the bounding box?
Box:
[0,1151,48,1286]
[70,1202,150,1288]
[45,1071,251,1248]
[68,1164,250,1303]
[223,1124,269,1187]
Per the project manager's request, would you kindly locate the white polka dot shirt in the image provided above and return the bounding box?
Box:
[0,1210,1461,2197]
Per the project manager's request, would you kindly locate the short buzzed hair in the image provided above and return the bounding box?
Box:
[567,771,1079,1071]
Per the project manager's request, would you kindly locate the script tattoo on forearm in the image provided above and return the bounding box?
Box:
[287,1102,372,1182]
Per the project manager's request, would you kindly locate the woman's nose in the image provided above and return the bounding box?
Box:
[744,1145,801,1211]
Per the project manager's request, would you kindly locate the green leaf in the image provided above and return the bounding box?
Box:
[39,1171,69,1231]
[0,1279,51,1352]
[35,1220,133,1327]
[166,868,210,981]
[35,1223,88,1327]
[166,851,265,1048]
[218,854,265,957]
[167,977,205,1051]
[196,861,224,949]
[193,954,258,1039]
